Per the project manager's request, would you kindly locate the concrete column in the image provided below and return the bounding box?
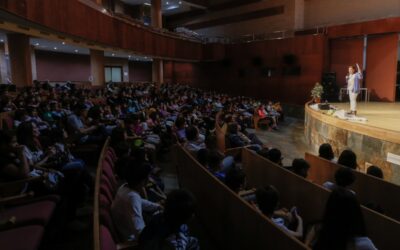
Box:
[0,42,8,84]
[294,0,305,30]
[7,33,33,87]
[151,0,163,85]
[90,49,105,87]
[152,59,163,85]
[31,46,37,81]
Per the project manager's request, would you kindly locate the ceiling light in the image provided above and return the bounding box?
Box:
[74,49,79,53]
[112,53,115,56]
[0,39,4,43]
[35,42,40,46]
[62,41,66,45]
[144,2,151,6]
[166,1,169,5]
[179,1,182,4]
[54,47,58,50]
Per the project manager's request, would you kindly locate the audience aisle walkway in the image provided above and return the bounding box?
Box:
[250,117,309,166]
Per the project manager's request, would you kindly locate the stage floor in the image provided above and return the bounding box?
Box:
[330,102,400,133]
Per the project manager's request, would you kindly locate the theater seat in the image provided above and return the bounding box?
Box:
[100,225,117,250]
[100,225,138,250]
[0,225,44,250]
[0,199,57,228]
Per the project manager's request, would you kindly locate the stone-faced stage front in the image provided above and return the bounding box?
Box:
[305,102,400,185]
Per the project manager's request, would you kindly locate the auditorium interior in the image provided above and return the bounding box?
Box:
[0,0,400,250]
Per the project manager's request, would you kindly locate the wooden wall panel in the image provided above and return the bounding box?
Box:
[0,0,211,61]
[328,17,400,38]
[35,50,91,82]
[366,34,398,102]
[329,38,364,88]
[191,35,326,105]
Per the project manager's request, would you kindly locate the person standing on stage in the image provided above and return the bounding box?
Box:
[346,63,363,116]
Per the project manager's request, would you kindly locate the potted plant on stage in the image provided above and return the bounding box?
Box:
[311,82,324,103]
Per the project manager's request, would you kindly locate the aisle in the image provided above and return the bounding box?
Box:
[250,117,309,166]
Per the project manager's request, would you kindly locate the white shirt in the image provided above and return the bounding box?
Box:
[354,237,377,250]
[22,146,44,166]
[111,184,161,242]
[322,181,356,195]
[347,74,356,91]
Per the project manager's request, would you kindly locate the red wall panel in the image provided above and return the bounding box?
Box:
[366,34,398,102]
[185,35,326,105]
[164,61,200,86]
[128,61,152,82]
[330,38,364,88]
[36,50,91,82]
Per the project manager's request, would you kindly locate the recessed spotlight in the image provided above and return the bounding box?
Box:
[144,2,151,6]
[74,49,79,53]
[179,1,182,4]
[62,41,66,45]
[0,39,3,43]
[54,47,58,50]
[112,53,115,56]
[35,43,40,46]
[166,1,169,5]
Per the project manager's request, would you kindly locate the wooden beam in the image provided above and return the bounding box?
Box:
[182,0,208,9]
[185,5,284,30]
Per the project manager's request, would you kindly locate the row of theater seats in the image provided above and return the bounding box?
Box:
[0,194,59,249]
[305,152,400,222]
[93,138,138,250]
[174,144,400,250]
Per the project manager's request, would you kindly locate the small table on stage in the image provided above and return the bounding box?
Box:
[339,88,370,102]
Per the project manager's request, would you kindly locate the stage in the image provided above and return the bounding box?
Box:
[304,102,400,185]
[329,102,400,133]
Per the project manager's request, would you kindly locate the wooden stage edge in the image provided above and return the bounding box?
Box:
[305,102,400,145]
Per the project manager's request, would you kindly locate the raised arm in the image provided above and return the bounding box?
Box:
[356,63,363,79]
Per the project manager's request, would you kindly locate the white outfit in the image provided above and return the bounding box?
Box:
[347,74,358,111]
[111,184,161,241]
[346,72,363,112]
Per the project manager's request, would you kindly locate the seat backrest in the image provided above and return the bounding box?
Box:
[100,225,117,250]
[100,183,114,206]
[243,148,400,250]
[305,152,400,222]
[102,161,117,189]
[106,148,117,162]
[100,207,120,243]
[100,174,116,196]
